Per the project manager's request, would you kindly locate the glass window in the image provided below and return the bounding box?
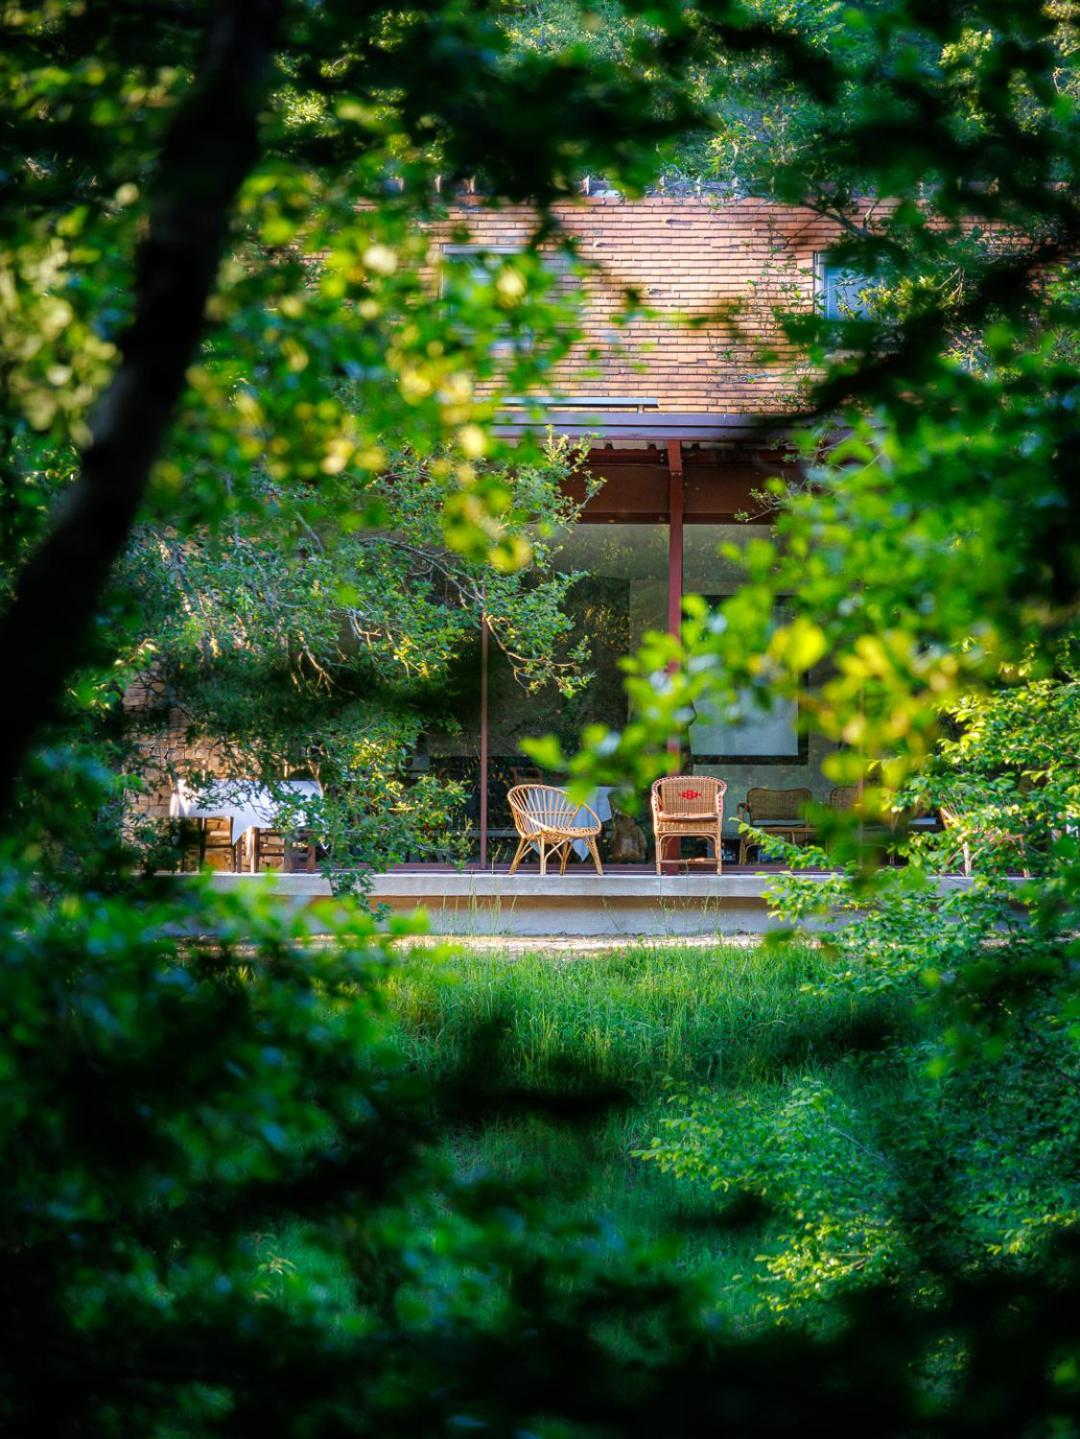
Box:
[441,243,525,280]
[440,244,526,356]
[485,522,670,865]
[682,524,802,763]
[493,524,668,747]
[683,523,773,594]
[815,254,874,320]
[440,244,570,356]
[422,523,669,866]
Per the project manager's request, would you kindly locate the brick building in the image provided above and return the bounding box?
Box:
[146,190,856,870]
[421,190,848,867]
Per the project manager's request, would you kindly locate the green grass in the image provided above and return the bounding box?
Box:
[369,939,915,1319]
[256,933,1080,1389]
[384,940,887,1088]
[262,938,931,1343]
[272,935,1076,1356]
[383,938,906,1097]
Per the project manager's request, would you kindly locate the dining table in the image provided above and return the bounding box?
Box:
[169,778,324,872]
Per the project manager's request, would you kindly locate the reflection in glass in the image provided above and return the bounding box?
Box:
[422,524,668,864]
[487,523,669,863]
[682,523,773,593]
[489,524,668,753]
[683,525,799,761]
[690,690,800,760]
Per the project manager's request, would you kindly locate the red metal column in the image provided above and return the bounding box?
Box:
[666,439,684,757]
[663,441,685,873]
[479,609,489,869]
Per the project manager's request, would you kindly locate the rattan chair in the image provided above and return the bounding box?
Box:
[650,776,727,875]
[507,784,603,876]
[829,785,860,812]
[737,786,813,865]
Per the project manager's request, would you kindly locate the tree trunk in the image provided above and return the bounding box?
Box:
[0,0,281,815]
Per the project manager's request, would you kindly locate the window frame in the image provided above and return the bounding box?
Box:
[813,252,875,322]
[439,243,538,357]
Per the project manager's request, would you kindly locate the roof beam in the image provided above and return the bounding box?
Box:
[492,411,806,444]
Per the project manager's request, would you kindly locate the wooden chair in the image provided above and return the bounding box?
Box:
[829,785,860,812]
[232,827,320,874]
[507,784,603,876]
[650,776,727,875]
[178,816,234,872]
[737,786,813,865]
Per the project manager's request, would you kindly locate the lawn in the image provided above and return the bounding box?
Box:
[372,939,924,1331]
[265,937,1077,1351]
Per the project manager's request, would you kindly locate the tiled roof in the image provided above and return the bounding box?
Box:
[428,196,845,414]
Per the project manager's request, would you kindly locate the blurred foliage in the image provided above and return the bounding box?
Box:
[757,655,1080,1053]
[544,0,1079,801]
[3,0,1080,1434]
[622,664,1080,1362]
[0,0,760,572]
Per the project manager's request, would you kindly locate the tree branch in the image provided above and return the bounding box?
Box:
[0,0,281,814]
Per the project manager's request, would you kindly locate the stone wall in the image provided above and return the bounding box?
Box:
[122,677,235,866]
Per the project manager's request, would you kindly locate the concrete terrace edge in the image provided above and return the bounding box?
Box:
[190,870,986,938]
[371,871,793,936]
[370,872,825,900]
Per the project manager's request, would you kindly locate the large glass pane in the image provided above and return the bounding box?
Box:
[683,524,799,759]
[682,523,774,596]
[683,523,836,856]
[412,635,485,864]
[485,522,669,866]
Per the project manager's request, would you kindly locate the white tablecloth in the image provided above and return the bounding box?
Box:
[169,778,323,846]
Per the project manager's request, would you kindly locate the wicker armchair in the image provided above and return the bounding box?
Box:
[650,776,727,875]
[829,785,860,812]
[737,786,813,865]
[507,784,603,877]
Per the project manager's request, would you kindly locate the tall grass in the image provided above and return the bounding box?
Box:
[274,938,1070,1354]
[383,939,901,1095]
[371,940,916,1313]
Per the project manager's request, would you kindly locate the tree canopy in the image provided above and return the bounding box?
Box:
[2,0,1079,1433]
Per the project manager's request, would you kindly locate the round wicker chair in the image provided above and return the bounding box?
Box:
[507,784,603,876]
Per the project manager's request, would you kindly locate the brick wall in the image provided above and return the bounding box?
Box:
[428,194,844,413]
